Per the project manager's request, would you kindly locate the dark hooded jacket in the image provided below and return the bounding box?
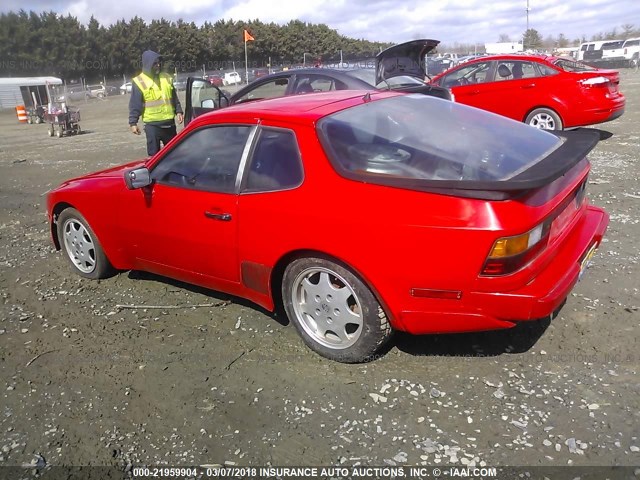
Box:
[128,50,182,126]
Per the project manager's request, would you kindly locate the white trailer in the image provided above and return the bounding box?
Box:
[0,76,62,109]
[485,42,524,54]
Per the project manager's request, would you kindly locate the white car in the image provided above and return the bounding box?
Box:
[87,84,107,98]
[120,82,132,94]
[223,72,241,86]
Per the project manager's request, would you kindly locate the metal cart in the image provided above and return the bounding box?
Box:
[44,104,81,138]
[26,106,45,124]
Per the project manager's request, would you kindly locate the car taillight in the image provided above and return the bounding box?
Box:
[580,76,609,87]
[481,222,551,276]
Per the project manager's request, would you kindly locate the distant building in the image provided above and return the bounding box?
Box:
[0,76,62,109]
[484,42,524,54]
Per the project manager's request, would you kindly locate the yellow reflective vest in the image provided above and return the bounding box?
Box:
[132,72,175,123]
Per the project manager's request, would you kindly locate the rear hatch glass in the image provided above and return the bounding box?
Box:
[317,94,599,199]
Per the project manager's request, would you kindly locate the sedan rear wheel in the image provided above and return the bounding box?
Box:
[525,108,563,130]
[282,257,392,363]
[57,208,114,279]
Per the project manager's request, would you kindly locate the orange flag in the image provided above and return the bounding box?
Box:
[244,29,254,42]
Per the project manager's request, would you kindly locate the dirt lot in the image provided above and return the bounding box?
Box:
[0,75,639,478]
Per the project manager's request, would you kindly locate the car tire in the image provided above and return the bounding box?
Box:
[57,207,115,279]
[282,257,392,363]
[525,108,563,130]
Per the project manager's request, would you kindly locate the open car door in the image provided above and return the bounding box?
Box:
[184,77,230,126]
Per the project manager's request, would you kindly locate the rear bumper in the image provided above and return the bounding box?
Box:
[398,206,609,334]
[576,98,625,126]
[584,105,625,125]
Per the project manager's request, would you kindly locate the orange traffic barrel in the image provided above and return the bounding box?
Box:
[16,105,27,123]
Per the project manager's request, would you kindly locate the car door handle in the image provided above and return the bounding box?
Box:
[521,83,536,89]
[204,211,232,221]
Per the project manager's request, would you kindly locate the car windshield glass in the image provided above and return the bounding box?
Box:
[317,94,563,183]
[344,69,424,88]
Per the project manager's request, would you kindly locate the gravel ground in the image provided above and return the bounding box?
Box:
[0,74,639,478]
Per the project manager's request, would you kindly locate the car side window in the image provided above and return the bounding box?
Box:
[494,61,548,81]
[519,61,541,78]
[495,62,514,81]
[536,63,559,77]
[151,125,253,193]
[441,62,491,87]
[234,78,290,104]
[292,75,347,94]
[191,81,228,109]
[242,128,303,193]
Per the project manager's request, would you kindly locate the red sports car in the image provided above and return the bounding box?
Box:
[206,74,223,87]
[47,91,609,362]
[429,54,625,130]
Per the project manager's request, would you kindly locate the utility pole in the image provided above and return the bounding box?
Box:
[524,0,531,50]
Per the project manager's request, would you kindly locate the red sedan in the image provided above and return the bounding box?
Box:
[430,54,625,130]
[47,91,608,362]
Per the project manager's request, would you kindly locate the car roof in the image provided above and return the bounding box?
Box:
[191,90,400,127]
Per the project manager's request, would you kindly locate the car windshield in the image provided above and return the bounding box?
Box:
[317,94,563,185]
[553,58,597,72]
[344,69,425,88]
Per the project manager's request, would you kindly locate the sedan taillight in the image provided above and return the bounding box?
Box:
[580,76,610,87]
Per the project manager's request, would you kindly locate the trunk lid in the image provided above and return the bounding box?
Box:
[375,39,440,85]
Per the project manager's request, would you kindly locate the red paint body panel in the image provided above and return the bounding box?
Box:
[47,90,609,336]
[431,54,625,128]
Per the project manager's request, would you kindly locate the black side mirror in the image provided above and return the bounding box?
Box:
[124,167,152,189]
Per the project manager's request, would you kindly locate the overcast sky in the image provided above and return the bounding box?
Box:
[2,0,638,45]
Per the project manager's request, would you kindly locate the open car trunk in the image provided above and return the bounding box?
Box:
[376,39,440,85]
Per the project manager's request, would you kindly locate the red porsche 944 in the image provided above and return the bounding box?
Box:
[47,90,608,362]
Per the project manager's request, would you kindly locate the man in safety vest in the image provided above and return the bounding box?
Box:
[129,50,183,156]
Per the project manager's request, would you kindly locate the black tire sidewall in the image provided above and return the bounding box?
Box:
[57,207,113,279]
[282,257,391,363]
